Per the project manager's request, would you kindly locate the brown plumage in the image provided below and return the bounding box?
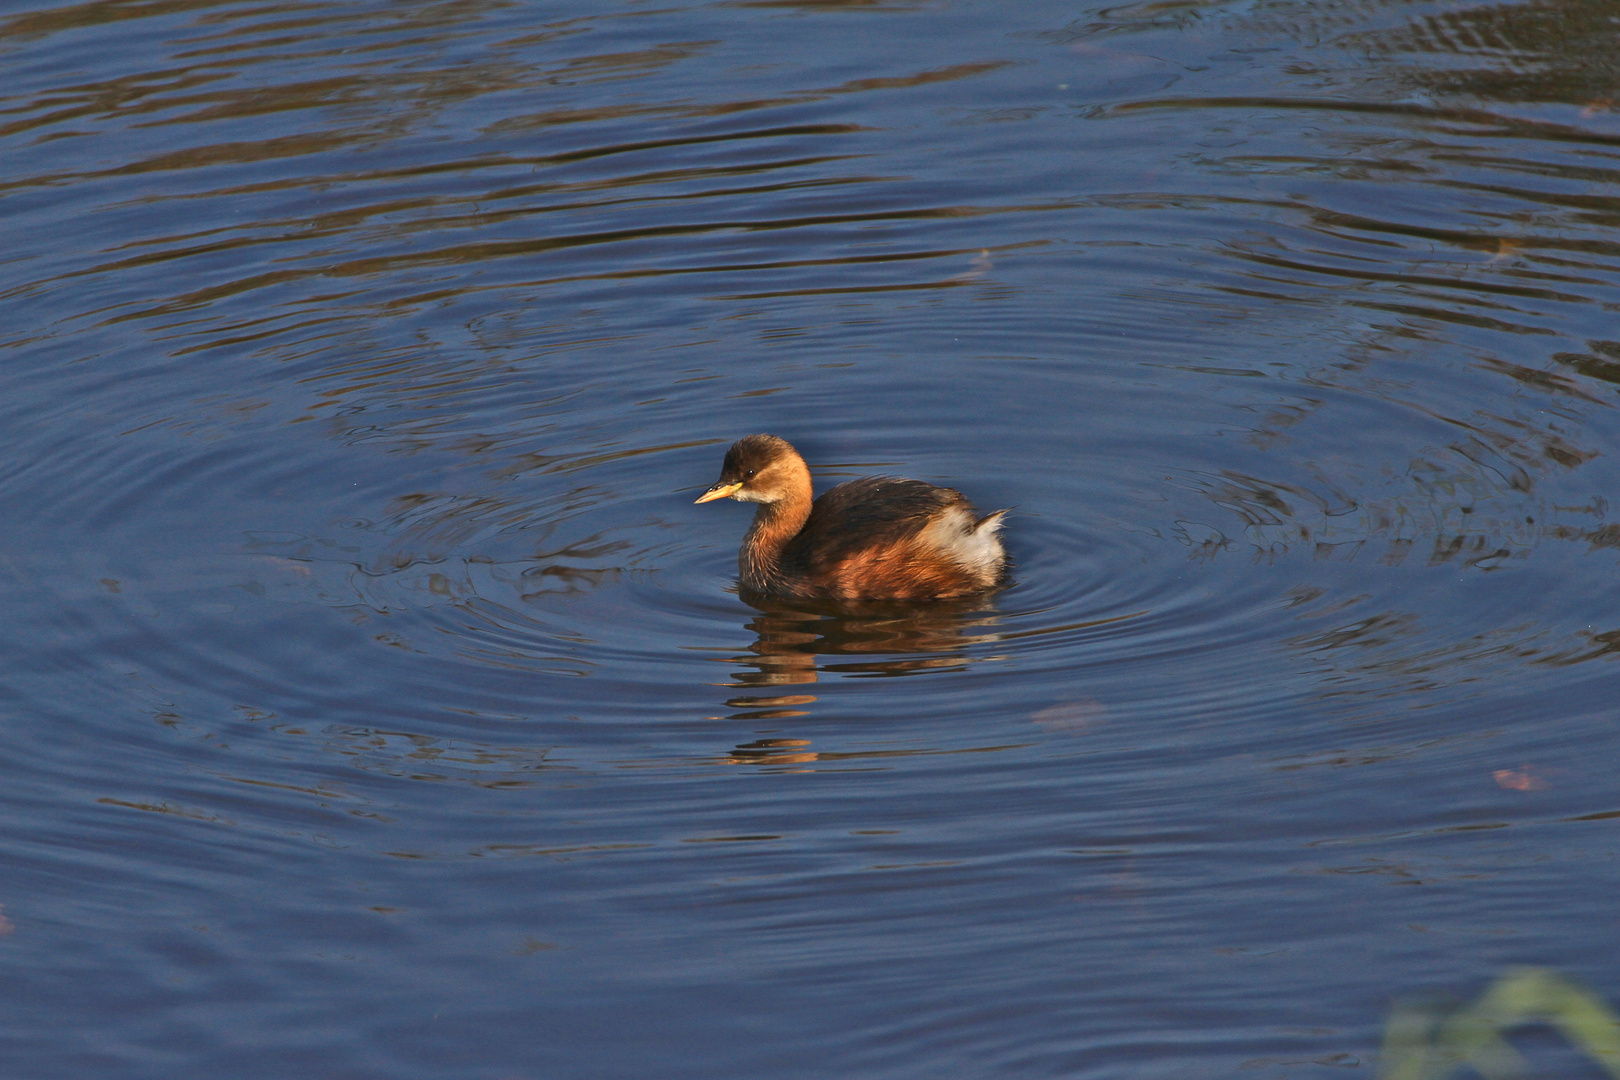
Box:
[694,434,1009,600]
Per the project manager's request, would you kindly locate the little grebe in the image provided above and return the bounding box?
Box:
[695,434,1008,600]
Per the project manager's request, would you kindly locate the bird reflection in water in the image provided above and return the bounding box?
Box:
[710,589,1005,767]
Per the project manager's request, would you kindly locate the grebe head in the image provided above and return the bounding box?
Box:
[695,434,805,505]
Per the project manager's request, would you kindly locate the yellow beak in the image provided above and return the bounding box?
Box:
[694,481,743,504]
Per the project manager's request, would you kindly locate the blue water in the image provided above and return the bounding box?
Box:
[4,0,1620,1075]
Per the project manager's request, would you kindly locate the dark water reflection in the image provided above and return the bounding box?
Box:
[6,0,1620,1076]
[728,592,1008,678]
[714,595,1048,767]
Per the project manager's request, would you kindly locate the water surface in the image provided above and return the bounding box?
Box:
[4,0,1620,1076]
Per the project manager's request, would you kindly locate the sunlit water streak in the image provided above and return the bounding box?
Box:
[4,0,1620,1076]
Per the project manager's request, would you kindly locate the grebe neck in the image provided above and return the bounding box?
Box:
[740,490,811,589]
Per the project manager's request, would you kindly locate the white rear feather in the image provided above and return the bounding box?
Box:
[920,506,1007,580]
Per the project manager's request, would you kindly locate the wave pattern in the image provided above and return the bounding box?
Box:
[6,0,1620,1077]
